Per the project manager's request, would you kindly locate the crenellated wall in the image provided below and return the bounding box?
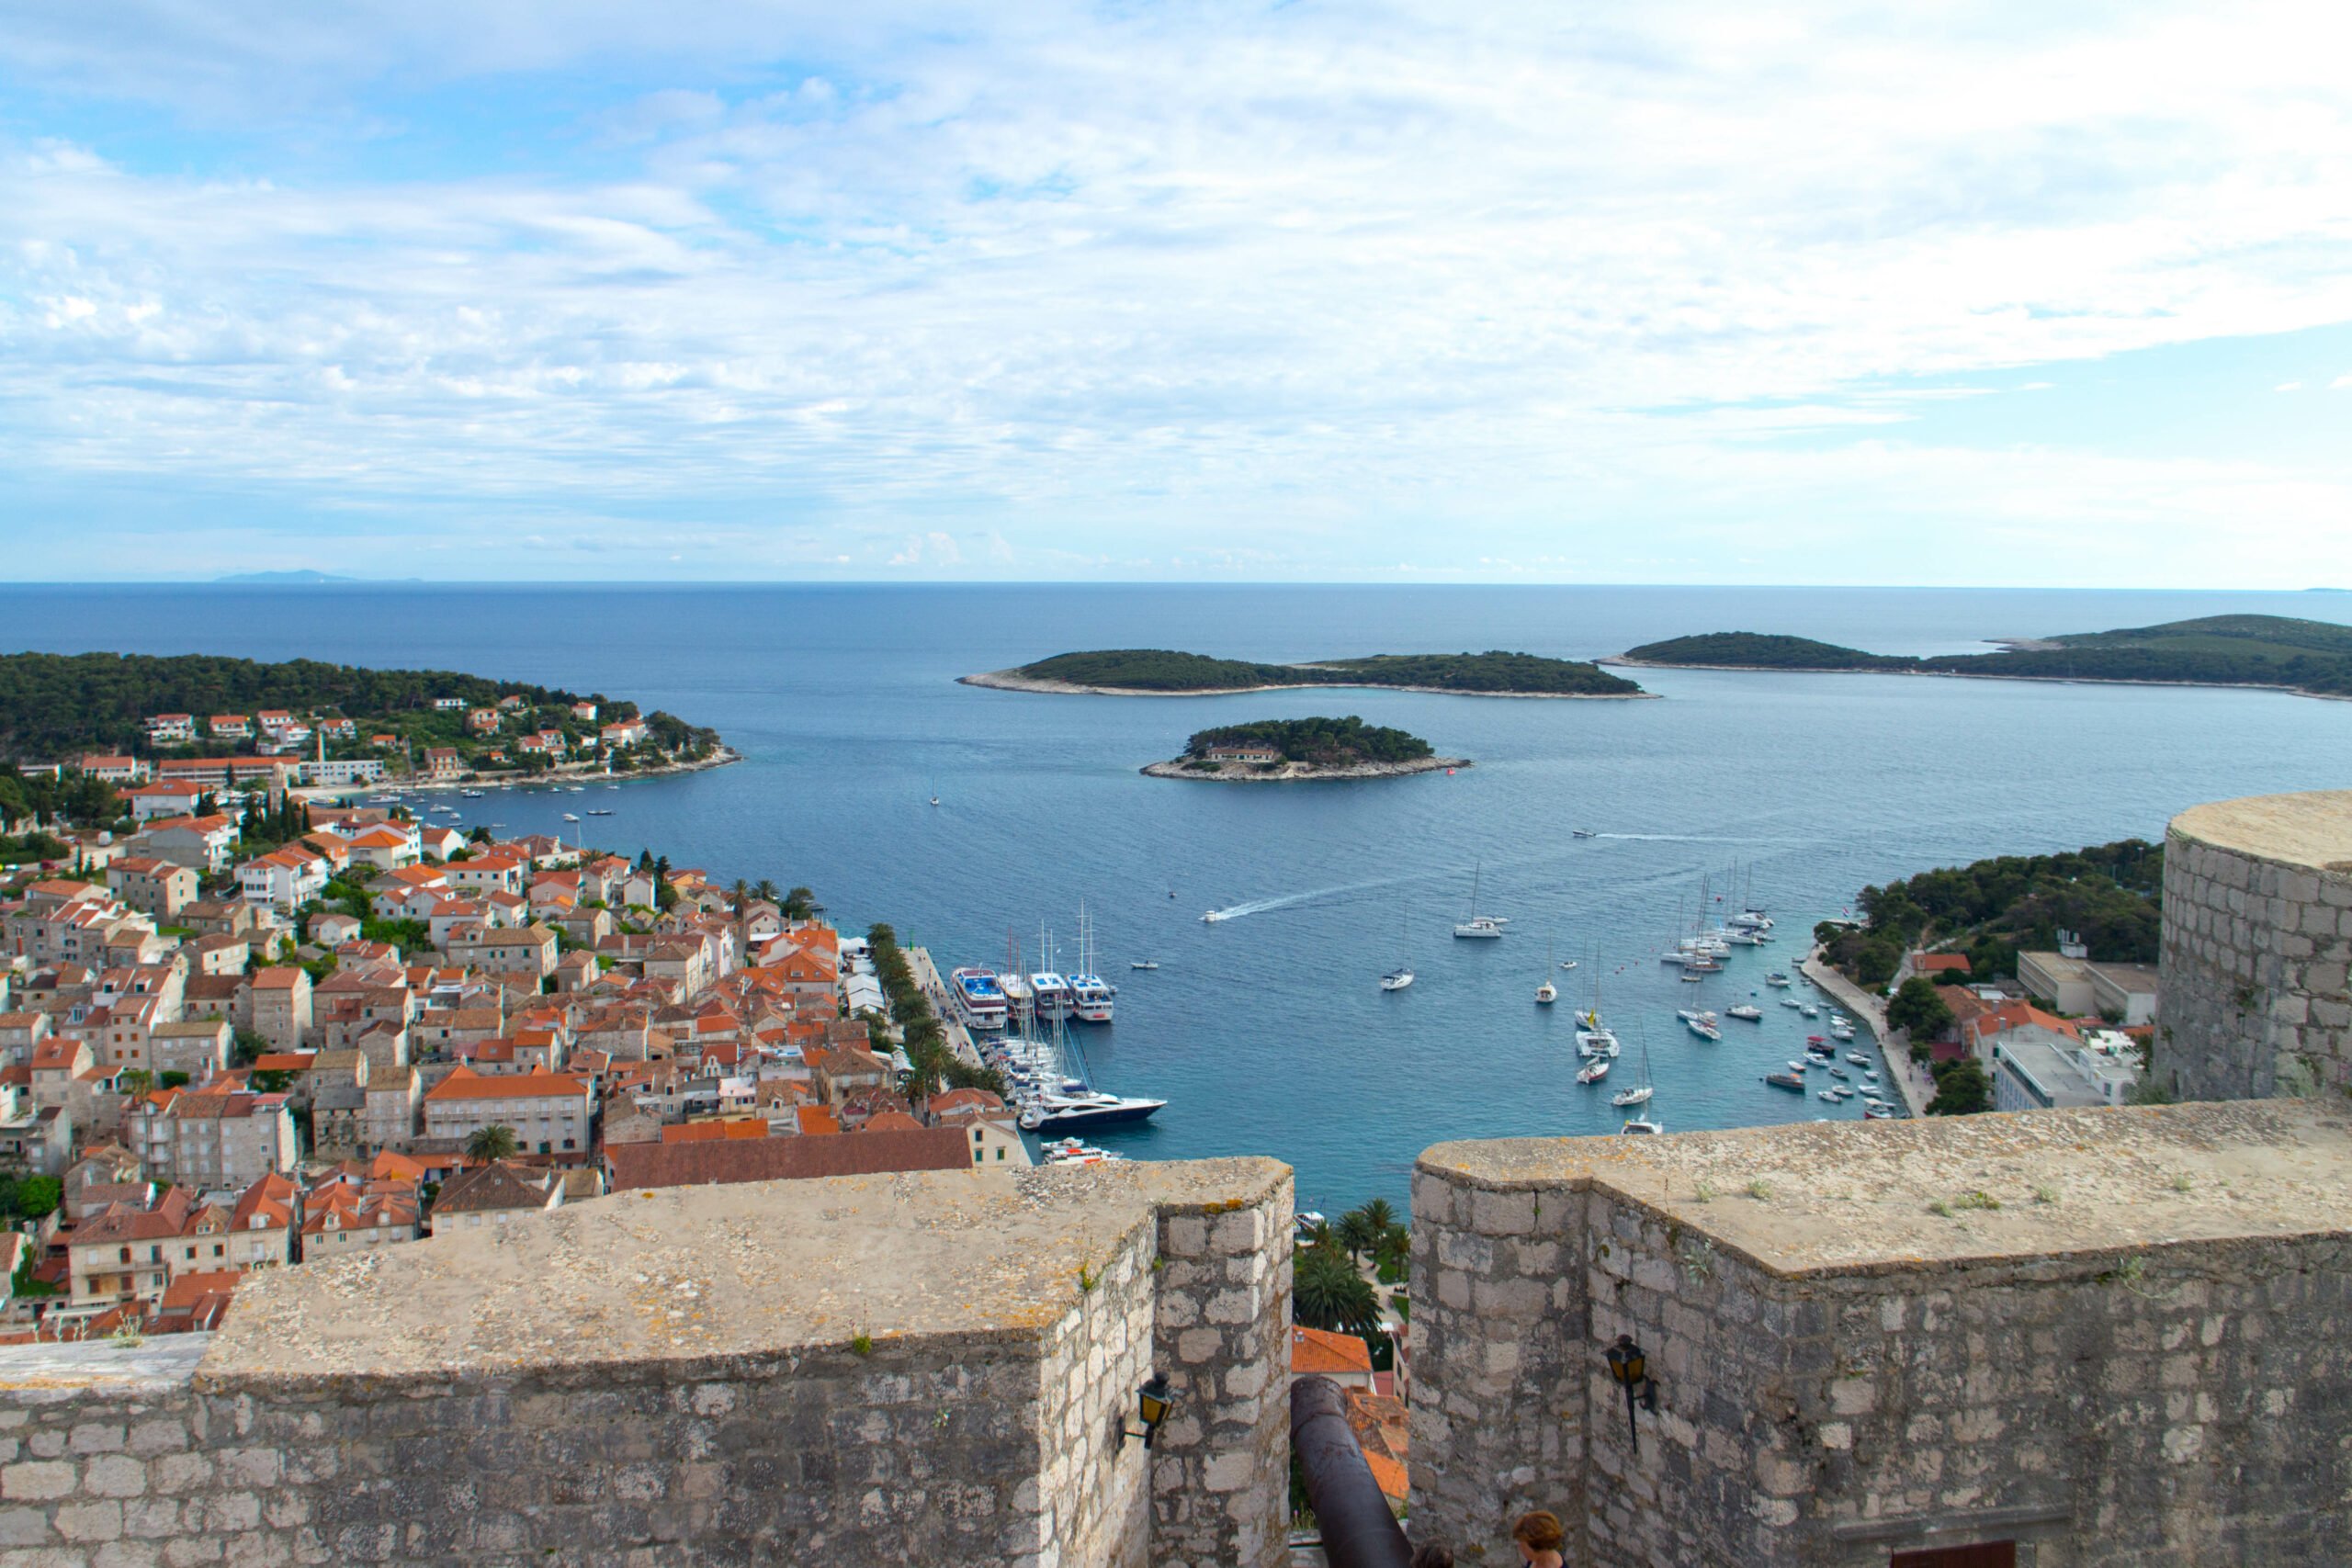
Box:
[1411,1102,2352,1568]
[2157,789,2352,1101]
[0,1157,1292,1568]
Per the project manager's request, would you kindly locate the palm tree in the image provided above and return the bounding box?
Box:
[902,1043,945,1111]
[466,1124,519,1162]
[1294,1246,1379,1336]
[1336,1208,1377,1264]
[752,878,780,905]
[1359,1198,1396,1235]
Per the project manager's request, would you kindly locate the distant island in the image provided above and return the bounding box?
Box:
[1141,716,1464,782]
[966,648,1646,697]
[1611,615,2352,699]
[0,651,727,784]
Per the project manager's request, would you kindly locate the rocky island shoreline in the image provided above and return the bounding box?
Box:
[1141,753,1467,783]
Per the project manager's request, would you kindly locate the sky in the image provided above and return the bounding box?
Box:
[4,2,2352,585]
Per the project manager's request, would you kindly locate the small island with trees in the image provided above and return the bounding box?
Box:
[1612,615,2352,699]
[1141,716,1464,782]
[965,648,1646,697]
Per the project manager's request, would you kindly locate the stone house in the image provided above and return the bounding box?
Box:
[107,856,199,919]
[248,965,313,1051]
[421,1067,593,1156]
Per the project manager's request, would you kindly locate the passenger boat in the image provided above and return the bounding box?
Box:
[949,967,1010,1031]
[1027,971,1074,1021]
[1068,913,1114,1023]
[1764,1072,1807,1092]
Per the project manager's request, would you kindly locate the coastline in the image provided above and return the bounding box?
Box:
[1798,945,1929,1119]
[294,745,743,802]
[1140,755,1468,783]
[1602,656,2344,703]
[961,669,1653,700]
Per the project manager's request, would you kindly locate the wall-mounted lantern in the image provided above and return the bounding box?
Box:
[1604,1334,1658,1450]
[1121,1371,1176,1450]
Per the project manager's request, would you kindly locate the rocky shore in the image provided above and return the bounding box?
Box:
[963,669,1650,699]
[1140,755,1468,783]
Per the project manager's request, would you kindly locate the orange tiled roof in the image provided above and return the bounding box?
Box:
[1290,1325,1374,1376]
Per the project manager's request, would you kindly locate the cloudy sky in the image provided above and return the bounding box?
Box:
[5,2,2351,583]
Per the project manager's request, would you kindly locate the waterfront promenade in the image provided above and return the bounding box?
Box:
[908,945,986,1069]
[1798,947,1933,1118]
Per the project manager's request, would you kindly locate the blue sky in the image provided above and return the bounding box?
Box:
[4,1,2351,584]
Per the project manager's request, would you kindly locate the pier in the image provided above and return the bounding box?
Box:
[907,945,986,1069]
[1799,945,1932,1117]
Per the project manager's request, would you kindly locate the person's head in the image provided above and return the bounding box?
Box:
[1411,1545,1455,1568]
[1511,1510,1566,1562]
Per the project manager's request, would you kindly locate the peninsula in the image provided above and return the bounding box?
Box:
[1611,615,2352,699]
[1141,716,1464,782]
[0,650,728,787]
[964,648,1645,697]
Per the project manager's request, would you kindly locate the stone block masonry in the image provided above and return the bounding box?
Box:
[2158,789,2352,1101]
[1410,1101,2352,1567]
[0,1156,1293,1568]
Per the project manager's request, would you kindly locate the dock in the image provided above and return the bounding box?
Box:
[1799,946,1932,1118]
[906,946,986,1069]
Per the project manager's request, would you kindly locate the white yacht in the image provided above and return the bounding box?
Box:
[1453,863,1507,938]
[1611,1039,1657,1106]
[1726,1004,1763,1021]
[1576,1028,1621,1059]
[1620,1116,1663,1135]
[1380,967,1415,992]
[1201,909,1226,924]
[1067,912,1114,1023]
[1576,1058,1611,1085]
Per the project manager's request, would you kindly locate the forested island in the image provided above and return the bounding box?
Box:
[1614,615,2352,698]
[964,648,1645,697]
[0,650,724,775]
[1141,716,1463,782]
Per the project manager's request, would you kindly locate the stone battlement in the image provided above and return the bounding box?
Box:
[0,1158,1294,1567]
[1409,1099,2352,1567]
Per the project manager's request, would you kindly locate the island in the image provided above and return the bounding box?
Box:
[0,650,729,788]
[964,648,1646,697]
[1611,615,2352,699]
[1141,716,1464,782]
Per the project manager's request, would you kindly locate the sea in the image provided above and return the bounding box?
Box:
[9,582,2352,1216]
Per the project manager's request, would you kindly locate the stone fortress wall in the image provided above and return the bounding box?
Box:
[2156,789,2352,1101]
[1410,1101,2352,1568]
[0,1157,1294,1568]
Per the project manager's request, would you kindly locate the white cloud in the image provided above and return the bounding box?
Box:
[1,2,2350,580]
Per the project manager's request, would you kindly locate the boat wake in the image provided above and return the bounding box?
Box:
[1199,874,1410,923]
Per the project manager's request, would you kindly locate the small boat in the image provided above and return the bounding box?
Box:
[561,812,580,823]
[1577,1058,1611,1085]
[1453,862,1507,938]
[1846,1052,1871,1066]
[586,808,612,816]
[1764,1072,1807,1092]
[1818,1090,1841,1102]
[1131,961,1159,971]
[1828,1066,1849,1080]
[1726,1004,1763,1021]
[930,795,940,806]
[1620,1117,1662,1134]
[1765,972,1792,987]
[1572,829,1598,839]
[1789,1060,1811,1073]
[1559,959,1578,971]
[1688,1021,1722,1043]
[1801,1004,1820,1019]
[1611,1038,1657,1105]
[1807,1035,1827,1045]
[1380,968,1415,992]
[1864,1105,1896,1119]
[1381,905,1413,992]
[1536,937,1558,1004]
[1202,910,1226,923]
[1781,996,1803,1009]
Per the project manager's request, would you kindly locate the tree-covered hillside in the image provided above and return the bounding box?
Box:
[1623,615,2352,698]
[1014,648,1638,695]
[1818,840,2163,988]
[1184,716,1435,765]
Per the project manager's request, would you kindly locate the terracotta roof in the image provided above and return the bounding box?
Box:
[251,967,307,991]
[861,1111,925,1133]
[661,1119,771,1144]
[433,1160,557,1216]
[1913,953,1973,974]
[605,1126,969,1190]
[1290,1325,1374,1377]
[423,1066,588,1102]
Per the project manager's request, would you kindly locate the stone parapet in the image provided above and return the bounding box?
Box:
[1409,1102,2352,1567]
[0,1156,1292,1568]
[2157,789,2352,1100]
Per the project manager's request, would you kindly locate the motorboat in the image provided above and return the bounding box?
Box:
[1829,1066,1849,1080]
[1764,1072,1807,1092]
[1380,968,1415,992]
[1131,961,1159,971]
[1801,1004,1820,1019]
[1620,1117,1662,1134]
[1789,1060,1812,1073]
[1846,1052,1871,1066]
[1576,1058,1611,1084]
[586,807,612,816]
[561,812,580,822]
[1559,959,1579,971]
[1726,1004,1763,1021]
[1572,829,1598,839]
[1202,910,1226,923]
[1780,996,1803,1009]
[1677,1009,1717,1027]
[1818,1090,1841,1102]
[1765,972,1792,987]
[1023,1088,1167,1132]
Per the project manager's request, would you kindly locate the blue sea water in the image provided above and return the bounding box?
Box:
[7,582,2352,1214]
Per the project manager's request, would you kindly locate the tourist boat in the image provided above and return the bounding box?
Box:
[1027,971,1074,1020]
[1620,1117,1662,1134]
[1068,911,1114,1023]
[1765,972,1792,987]
[1453,863,1507,938]
[1726,1004,1763,1021]
[949,968,1010,1031]
[1764,1072,1807,1092]
[1576,1058,1611,1085]
[1131,960,1159,971]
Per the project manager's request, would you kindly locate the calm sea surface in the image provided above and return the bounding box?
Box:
[8,583,2352,1213]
